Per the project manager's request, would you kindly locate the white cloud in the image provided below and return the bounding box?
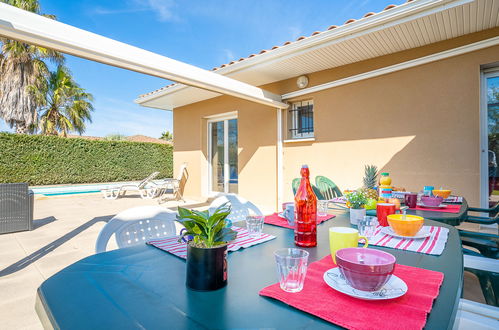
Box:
[92,0,178,22]
[133,0,178,22]
[287,26,302,41]
[222,49,235,63]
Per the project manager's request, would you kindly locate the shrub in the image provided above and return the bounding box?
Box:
[0,133,173,185]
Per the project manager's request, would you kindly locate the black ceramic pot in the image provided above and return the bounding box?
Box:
[186,244,228,291]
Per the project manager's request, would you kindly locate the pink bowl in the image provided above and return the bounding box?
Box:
[421,196,443,207]
[335,248,396,291]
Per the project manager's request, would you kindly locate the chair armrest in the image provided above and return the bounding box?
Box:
[464,215,499,225]
[468,204,499,214]
[459,298,499,320]
[463,255,499,273]
[459,230,499,242]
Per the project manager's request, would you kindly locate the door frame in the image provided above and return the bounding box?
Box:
[206,112,238,196]
[480,68,499,208]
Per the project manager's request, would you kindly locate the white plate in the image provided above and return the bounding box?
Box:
[323,267,407,300]
[417,203,447,209]
[277,212,285,218]
[381,226,432,239]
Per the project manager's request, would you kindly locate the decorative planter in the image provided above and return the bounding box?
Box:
[186,244,228,291]
[349,208,366,225]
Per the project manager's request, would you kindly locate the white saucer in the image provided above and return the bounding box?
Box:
[323,267,407,300]
[381,226,431,239]
[417,203,447,209]
[277,212,285,218]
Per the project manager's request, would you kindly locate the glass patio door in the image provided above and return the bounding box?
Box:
[209,118,238,194]
[483,70,498,207]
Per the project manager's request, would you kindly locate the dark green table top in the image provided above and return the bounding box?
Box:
[407,199,468,226]
[36,211,463,329]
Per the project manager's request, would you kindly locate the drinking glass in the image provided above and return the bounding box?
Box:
[357,216,378,239]
[245,215,264,238]
[317,200,329,217]
[274,248,309,293]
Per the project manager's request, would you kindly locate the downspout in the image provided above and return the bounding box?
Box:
[276,107,284,210]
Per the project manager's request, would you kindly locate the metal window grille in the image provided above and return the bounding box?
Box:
[288,100,314,139]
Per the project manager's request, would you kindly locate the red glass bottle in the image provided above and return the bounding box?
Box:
[294,165,317,247]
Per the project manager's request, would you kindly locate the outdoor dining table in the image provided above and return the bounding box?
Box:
[406,198,468,226]
[35,210,463,329]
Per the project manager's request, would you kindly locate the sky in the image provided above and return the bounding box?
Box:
[0,0,401,138]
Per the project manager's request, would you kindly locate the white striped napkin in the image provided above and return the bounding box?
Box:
[147,226,276,259]
[444,196,463,203]
[368,225,449,255]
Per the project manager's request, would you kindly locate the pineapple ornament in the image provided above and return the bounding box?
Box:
[362,165,379,200]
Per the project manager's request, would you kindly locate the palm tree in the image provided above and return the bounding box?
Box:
[30,65,94,136]
[0,0,64,133]
[160,130,173,141]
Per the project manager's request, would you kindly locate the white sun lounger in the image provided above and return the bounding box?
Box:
[102,172,161,200]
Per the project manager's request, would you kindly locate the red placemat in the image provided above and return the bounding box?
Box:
[264,213,336,229]
[409,204,461,213]
[260,254,444,330]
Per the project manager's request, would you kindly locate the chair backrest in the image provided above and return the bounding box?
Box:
[291,178,326,200]
[315,175,343,199]
[95,206,176,253]
[176,163,188,181]
[138,172,160,189]
[208,194,262,222]
[176,163,189,197]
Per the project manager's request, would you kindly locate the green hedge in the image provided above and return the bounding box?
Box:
[0,133,173,185]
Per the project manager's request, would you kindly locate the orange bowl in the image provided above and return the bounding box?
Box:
[387,214,424,237]
[432,189,451,199]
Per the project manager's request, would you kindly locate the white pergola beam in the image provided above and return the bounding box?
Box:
[0,3,288,109]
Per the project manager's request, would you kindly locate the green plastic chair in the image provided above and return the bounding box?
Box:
[291,178,325,200]
[315,176,343,199]
[459,203,498,306]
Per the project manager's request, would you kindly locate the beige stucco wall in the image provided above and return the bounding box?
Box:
[173,95,277,212]
[173,27,499,210]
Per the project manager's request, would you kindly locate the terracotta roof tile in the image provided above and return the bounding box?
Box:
[140,0,408,98]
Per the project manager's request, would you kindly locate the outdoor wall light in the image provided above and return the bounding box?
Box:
[296,75,309,89]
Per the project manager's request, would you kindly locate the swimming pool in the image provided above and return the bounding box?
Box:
[31,182,135,196]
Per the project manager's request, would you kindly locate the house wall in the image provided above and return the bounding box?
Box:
[173,95,277,212]
[173,27,499,210]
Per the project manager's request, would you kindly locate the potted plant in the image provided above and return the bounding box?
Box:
[345,190,368,225]
[176,203,237,291]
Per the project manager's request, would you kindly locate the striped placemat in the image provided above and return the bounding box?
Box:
[147,226,276,259]
[368,225,449,255]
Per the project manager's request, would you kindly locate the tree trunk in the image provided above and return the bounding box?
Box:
[15,122,28,134]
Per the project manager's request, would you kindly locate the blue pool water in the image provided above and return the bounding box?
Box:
[31,182,132,196]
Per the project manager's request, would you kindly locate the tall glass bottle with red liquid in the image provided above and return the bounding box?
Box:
[294,165,317,247]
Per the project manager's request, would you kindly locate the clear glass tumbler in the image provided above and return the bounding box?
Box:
[317,200,329,217]
[357,216,378,239]
[274,248,309,293]
[245,215,264,238]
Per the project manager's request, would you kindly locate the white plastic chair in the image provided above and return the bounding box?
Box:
[95,206,177,253]
[452,255,499,329]
[208,193,263,222]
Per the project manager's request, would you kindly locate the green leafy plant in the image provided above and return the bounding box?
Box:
[345,190,368,209]
[0,132,172,185]
[176,203,237,248]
